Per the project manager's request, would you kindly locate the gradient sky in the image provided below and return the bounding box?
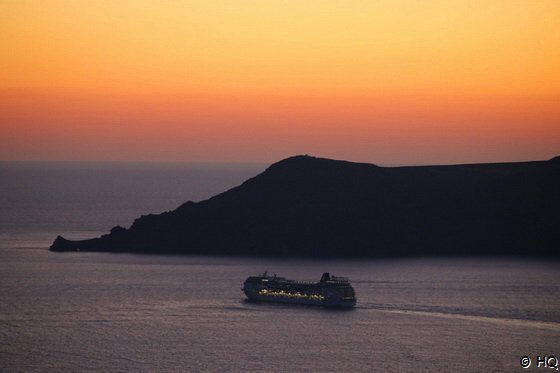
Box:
[1,0,559,164]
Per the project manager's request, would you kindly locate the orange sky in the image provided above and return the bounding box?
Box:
[1,0,559,164]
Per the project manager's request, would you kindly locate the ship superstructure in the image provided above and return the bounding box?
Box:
[243,272,356,308]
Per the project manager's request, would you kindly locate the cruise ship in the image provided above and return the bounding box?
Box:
[243,272,356,308]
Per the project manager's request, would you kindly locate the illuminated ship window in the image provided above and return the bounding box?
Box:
[258,289,325,300]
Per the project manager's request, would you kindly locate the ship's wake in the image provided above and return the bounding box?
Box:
[360,303,560,331]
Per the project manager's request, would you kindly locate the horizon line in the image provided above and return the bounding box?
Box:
[1,154,557,168]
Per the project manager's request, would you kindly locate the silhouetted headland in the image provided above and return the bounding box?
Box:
[50,155,560,257]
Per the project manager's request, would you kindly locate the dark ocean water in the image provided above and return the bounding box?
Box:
[0,162,559,372]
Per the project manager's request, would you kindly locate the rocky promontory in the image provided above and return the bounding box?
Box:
[50,155,560,257]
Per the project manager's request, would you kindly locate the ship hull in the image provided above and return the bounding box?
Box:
[245,292,326,306]
[245,292,356,308]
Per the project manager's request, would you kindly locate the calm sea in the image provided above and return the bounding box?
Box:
[1,162,559,372]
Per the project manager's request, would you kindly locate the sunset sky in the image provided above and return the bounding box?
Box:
[1,0,559,164]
